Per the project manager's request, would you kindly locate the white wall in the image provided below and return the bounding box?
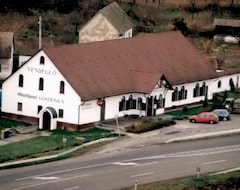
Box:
[2,51,81,125]
[79,14,119,43]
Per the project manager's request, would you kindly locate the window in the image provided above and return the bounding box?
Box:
[126,95,136,109]
[17,102,22,111]
[18,74,24,87]
[60,81,65,94]
[137,98,142,110]
[193,83,200,97]
[39,78,44,90]
[193,82,208,97]
[40,56,45,65]
[38,106,42,113]
[119,96,126,111]
[200,82,206,96]
[218,80,222,88]
[59,109,64,118]
[179,86,187,100]
[172,87,178,101]
[157,94,165,108]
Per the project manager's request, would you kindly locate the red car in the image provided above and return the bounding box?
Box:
[189,112,218,124]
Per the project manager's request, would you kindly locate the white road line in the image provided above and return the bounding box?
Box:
[63,186,80,190]
[130,172,154,178]
[16,163,107,181]
[33,176,60,180]
[113,162,138,166]
[12,174,89,190]
[203,160,227,165]
[134,161,158,167]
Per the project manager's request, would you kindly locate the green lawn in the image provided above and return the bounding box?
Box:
[124,171,240,190]
[0,127,115,163]
[0,118,31,131]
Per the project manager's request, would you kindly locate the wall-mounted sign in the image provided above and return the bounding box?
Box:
[27,66,56,76]
[17,92,64,104]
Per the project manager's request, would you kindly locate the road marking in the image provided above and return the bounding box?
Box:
[33,176,60,180]
[134,161,158,167]
[63,186,80,190]
[203,160,226,165]
[113,162,138,166]
[15,144,240,182]
[121,144,240,162]
[130,172,154,178]
[16,163,108,181]
[12,174,89,190]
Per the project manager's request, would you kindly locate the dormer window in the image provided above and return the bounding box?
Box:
[40,56,45,65]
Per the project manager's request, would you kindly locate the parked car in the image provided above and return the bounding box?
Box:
[212,109,230,121]
[188,112,218,124]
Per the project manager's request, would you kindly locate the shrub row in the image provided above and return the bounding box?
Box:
[185,174,240,190]
[125,119,176,134]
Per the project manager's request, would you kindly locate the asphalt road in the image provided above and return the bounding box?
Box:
[1,135,240,190]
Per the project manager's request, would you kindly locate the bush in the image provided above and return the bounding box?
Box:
[126,119,176,134]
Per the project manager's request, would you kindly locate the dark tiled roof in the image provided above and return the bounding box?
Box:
[214,18,240,27]
[99,1,133,34]
[0,32,13,58]
[44,31,218,101]
[217,67,240,77]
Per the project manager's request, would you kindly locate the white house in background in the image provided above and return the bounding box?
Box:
[79,1,133,43]
[2,31,240,131]
[213,18,240,44]
[0,32,14,81]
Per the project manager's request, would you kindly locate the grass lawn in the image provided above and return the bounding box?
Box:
[0,118,31,131]
[0,127,115,163]
[165,105,202,118]
[124,171,240,190]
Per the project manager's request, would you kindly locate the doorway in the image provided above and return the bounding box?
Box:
[42,111,51,130]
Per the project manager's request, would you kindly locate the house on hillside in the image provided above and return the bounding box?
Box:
[2,31,240,131]
[213,18,240,44]
[79,1,133,43]
[0,32,14,82]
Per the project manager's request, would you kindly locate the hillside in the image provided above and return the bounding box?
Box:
[0,0,239,69]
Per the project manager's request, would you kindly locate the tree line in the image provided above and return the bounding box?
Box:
[0,0,111,14]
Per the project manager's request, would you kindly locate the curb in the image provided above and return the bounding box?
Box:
[165,129,240,143]
[0,137,117,169]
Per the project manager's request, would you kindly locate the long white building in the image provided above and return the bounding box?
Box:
[2,31,240,130]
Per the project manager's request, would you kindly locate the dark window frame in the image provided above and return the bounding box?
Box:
[17,102,23,111]
[19,74,24,87]
[39,77,44,90]
[40,56,45,65]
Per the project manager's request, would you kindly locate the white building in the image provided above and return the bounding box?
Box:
[79,1,133,43]
[2,31,240,130]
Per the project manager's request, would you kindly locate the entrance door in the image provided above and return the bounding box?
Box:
[42,111,51,130]
[146,96,153,116]
[100,99,105,121]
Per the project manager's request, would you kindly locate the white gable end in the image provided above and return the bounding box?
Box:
[79,13,119,43]
[2,51,81,129]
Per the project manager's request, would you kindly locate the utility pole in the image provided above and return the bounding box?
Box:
[38,16,42,49]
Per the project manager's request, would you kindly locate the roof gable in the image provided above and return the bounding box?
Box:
[43,31,218,101]
[97,1,133,34]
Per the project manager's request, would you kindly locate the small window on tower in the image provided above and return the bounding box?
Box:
[40,56,45,64]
